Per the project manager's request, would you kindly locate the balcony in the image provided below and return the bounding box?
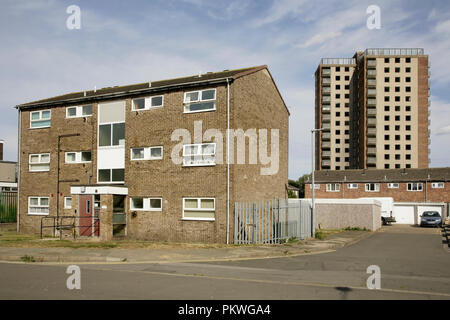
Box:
[367,128,376,136]
[364,48,424,56]
[367,59,377,68]
[367,157,377,166]
[367,118,377,127]
[322,123,331,130]
[367,147,376,155]
[322,96,331,104]
[321,160,331,167]
[322,106,330,113]
[322,141,331,148]
[367,108,377,117]
[367,88,376,97]
[322,114,331,122]
[367,79,376,87]
[322,87,331,95]
[367,137,376,145]
[367,70,377,78]
[322,150,331,158]
[367,98,376,106]
[322,132,331,140]
[322,68,331,76]
[322,78,331,86]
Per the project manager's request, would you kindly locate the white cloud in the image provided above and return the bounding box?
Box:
[298,31,342,48]
[251,0,308,27]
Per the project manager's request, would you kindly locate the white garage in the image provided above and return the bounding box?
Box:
[393,203,445,225]
[393,205,415,224]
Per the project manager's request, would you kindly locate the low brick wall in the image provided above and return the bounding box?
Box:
[314,199,381,231]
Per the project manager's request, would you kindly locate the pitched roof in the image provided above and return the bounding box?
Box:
[17,65,267,109]
[306,167,450,183]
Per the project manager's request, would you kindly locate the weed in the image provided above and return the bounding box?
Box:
[315,231,326,240]
[20,255,35,263]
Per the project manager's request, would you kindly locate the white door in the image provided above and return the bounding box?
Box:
[417,206,442,223]
[394,205,415,224]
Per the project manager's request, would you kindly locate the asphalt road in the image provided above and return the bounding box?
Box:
[0,225,449,300]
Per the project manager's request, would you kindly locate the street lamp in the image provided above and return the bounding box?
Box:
[311,128,324,237]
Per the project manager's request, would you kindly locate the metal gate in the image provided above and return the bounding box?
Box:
[234,199,312,244]
[0,191,17,223]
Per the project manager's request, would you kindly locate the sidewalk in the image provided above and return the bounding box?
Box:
[0,230,374,264]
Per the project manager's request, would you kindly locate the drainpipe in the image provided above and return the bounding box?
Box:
[17,108,21,232]
[226,78,231,244]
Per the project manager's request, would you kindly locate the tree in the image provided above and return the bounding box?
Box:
[288,174,310,198]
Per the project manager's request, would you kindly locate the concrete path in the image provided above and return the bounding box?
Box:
[0,230,373,264]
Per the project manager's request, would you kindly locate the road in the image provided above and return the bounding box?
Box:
[0,225,449,300]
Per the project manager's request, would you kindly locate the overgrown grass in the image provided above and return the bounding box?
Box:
[20,255,35,263]
[343,227,368,231]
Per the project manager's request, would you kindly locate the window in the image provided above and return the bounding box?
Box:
[65,151,91,163]
[406,144,411,150]
[407,183,423,191]
[406,154,411,160]
[388,183,399,189]
[336,76,340,81]
[183,143,216,166]
[384,145,389,150]
[406,106,411,112]
[345,67,349,72]
[395,144,400,150]
[336,103,341,108]
[395,77,400,82]
[385,115,390,121]
[395,164,400,169]
[132,96,164,111]
[30,110,51,128]
[66,105,93,118]
[395,154,401,160]
[345,75,349,81]
[184,89,216,113]
[130,197,162,211]
[385,77,390,83]
[335,94,340,99]
[384,106,390,111]
[431,182,444,189]
[28,197,49,215]
[183,198,215,221]
[405,57,411,63]
[384,154,390,160]
[336,67,340,72]
[365,183,380,192]
[395,67,400,73]
[384,67,390,73]
[64,197,72,209]
[336,85,341,90]
[395,57,400,63]
[406,77,411,82]
[326,183,340,192]
[29,153,50,172]
[384,58,390,63]
[130,146,163,160]
[98,168,125,183]
[405,115,411,121]
[347,183,358,189]
[406,67,411,73]
[99,123,125,147]
[384,164,390,169]
[384,87,389,92]
[406,86,411,92]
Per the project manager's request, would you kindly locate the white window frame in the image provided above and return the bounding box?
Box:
[183,89,216,113]
[131,95,164,111]
[30,110,51,129]
[347,183,358,189]
[365,183,380,192]
[407,182,423,192]
[130,197,162,211]
[29,153,50,172]
[64,197,72,209]
[65,151,92,164]
[388,183,399,189]
[130,146,163,161]
[98,121,126,148]
[182,197,215,221]
[66,105,93,118]
[326,183,340,192]
[97,168,125,184]
[28,197,49,215]
[431,182,444,189]
[182,143,216,167]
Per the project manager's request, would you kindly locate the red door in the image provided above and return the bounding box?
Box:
[79,195,99,236]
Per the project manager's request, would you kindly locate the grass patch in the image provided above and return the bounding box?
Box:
[315,231,326,240]
[343,227,368,231]
[20,255,35,263]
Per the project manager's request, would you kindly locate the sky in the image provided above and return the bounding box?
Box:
[0,0,449,179]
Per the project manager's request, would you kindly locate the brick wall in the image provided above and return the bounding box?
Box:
[305,181,449,203]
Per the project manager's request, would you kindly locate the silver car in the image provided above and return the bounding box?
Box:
[419,211,442,227]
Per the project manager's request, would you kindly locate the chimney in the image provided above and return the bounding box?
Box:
[0,139,3,161]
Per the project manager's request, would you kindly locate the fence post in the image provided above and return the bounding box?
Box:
[252,203,256,244]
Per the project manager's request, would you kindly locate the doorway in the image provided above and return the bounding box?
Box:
[79,194,100,236]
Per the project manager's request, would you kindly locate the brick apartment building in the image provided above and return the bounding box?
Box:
[16,66,289,243]
[0,140,17,192]
[305,167,450,223]
[315,48,429,170]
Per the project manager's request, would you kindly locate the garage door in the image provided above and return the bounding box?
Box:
[394,205,415,224]
[417,206,442,223]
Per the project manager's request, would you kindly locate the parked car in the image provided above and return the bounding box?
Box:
[360,197,396,225]
[419,211,442,227]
